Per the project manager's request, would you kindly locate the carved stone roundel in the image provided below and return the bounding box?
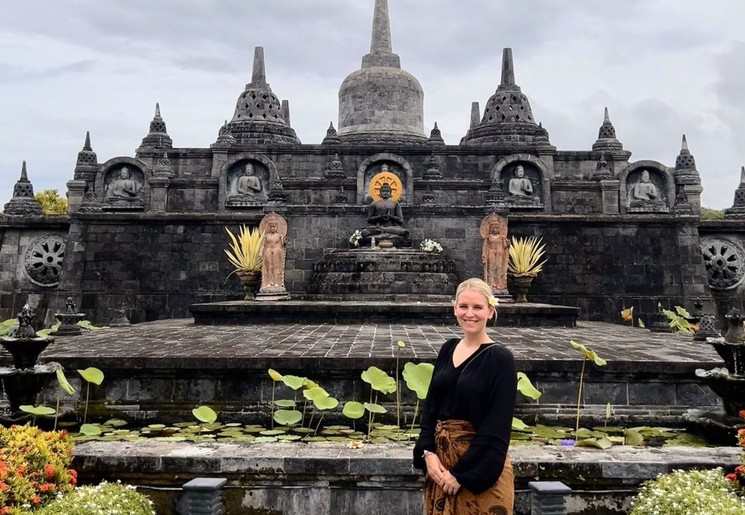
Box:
[24,235,66,287]
[700,237,745,290]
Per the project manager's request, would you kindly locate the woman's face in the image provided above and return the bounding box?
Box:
[453,288,494,335]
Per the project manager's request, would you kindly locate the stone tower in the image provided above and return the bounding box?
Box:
[336,0,426,144]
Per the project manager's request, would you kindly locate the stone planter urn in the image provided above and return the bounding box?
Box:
[235,270,261,300]
[511,274,535,303]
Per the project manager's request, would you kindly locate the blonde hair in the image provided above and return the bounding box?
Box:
[455,278,495,306]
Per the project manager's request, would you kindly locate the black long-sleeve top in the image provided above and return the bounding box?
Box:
[413,338,517,494]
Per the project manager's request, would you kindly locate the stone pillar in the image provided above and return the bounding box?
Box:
[66,179,87,213]
[681,183,702,213]
[529,481,571,515]
[177,477,227,515]
[148,176,170,212]
[599,180,620,214]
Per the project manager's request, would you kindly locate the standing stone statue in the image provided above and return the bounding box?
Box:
[481,213,510,294]
[257,212,290,300]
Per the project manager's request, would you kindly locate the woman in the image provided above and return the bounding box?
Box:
[413,278,517,514]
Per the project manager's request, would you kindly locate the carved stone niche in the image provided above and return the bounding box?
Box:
[498,162,544,210]
[102,165,146,211]
[225,160,269,208]
[625,168,669,213]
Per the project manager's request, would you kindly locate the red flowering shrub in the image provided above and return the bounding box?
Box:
[0,425,76,512]
[726,411,745,496]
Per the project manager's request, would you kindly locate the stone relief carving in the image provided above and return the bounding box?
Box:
[500,163,542,209]
[701,237,745,290]
[24,234,66,287]
[103,166,144,210]
[226,162,268,207]
[626,169,667,213]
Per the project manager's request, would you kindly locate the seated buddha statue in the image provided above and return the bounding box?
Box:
[359,183,410,246]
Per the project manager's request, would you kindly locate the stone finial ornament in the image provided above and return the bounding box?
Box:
[592,107,624,152]
[427,122,445,145]
[673,134,700,187]
[322,122,342,145]
[324,153,346,179]
[724,166,745,219]
[73,131,99,181]
[3,161,43,215]
[137,103,173,153]
[592,154,614,181]
[422,154,443,180]
[224,46,300,145]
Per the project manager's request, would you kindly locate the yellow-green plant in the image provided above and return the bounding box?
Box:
[508,236,547,277]
[0,425,77,510]
[224,225,263,277]
[35,189,68,215]
[570,340,607,435]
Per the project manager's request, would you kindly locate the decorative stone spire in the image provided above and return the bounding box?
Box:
[670,184,693,214]
[225,47,300,145]
[336,0,425,144]
[422,154,443,180]
[73,131,98,181]
[153,151,174,178]
[673,134,700,186]
[137,103,173,153]
[4,161,43,215]
[324,153,346,179]
[213,120,236,147]
[592,154,614,181]
[592,107,623,152]
[461,48,551,147]
[724,166,745,219]
[281,100,291,126]
[427,122,445,145]
[470,102,481,129]
[322,122,341,145]
[78,181,101,213]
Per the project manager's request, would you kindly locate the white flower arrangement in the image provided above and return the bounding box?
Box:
[420,238,443,253]
[349,230,363,247]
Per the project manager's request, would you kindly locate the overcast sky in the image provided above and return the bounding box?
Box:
[1,0,744,209]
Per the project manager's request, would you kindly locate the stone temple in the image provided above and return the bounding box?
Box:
[1,0,743,324]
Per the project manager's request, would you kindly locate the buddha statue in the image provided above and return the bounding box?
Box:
[359,183,409,246]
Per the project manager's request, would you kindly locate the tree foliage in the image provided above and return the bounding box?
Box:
[35,189,68,215]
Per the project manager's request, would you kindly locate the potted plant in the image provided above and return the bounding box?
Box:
[508,235,547,303]
[225,224,263,300]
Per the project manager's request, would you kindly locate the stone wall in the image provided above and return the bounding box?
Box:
[0,208,711,324]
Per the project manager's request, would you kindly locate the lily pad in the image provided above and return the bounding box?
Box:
[342,401,365,419]
[79,423,102,436]
[273,410,302,426]
[77,367,105,385]
[192,406,218,424]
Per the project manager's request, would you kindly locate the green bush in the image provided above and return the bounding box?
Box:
[630,468,745,515]
[32,481,155,515]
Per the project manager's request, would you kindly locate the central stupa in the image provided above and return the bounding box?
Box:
[336,0,426,144]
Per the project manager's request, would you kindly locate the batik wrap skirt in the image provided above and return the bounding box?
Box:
[423,419,514,515]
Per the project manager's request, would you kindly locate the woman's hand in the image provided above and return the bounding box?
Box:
[440,470,461,495]
[424,453,448,486]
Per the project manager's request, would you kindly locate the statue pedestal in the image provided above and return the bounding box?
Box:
[308,248,457,297]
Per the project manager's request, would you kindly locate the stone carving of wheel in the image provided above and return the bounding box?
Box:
[701,237,745,290]
[24,235,66,287]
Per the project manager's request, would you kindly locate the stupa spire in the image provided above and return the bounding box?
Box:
[500,48,515,87]
[83,131,92,151]
[137,102,173,154]
[681,134,688,151]
[361,0,400,68]
[370,0,392,54]
[470,102,481,129]
[20,160,28,182]
[724,165,745,219]
[592,107,623,152]
[251,47,267,85]
[74,131,98,181]
[4,161,43,215]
